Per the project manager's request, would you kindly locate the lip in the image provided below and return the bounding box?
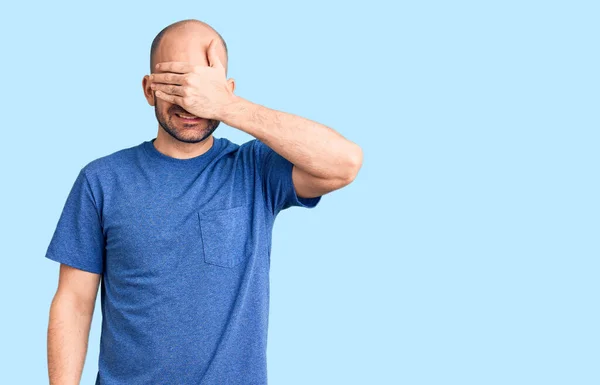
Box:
[174,113,203,123]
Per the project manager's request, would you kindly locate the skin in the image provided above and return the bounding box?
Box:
[144,20,363,199]
[47,19,363,384]
[48,265,100,384]
[142,21,234,159]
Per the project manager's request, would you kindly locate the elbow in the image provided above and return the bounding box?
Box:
[340,144,363,185]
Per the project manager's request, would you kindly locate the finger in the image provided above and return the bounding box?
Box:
[207,39,224,70]
[151,83,185,96]
[154,90,184,105]
[150,72,185,85]
[155,62,194,74]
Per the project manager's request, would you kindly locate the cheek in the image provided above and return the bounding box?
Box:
[156,99,173,114]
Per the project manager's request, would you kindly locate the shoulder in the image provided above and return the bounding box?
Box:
[215,136,262,162]
[235,138,271,161]
[213,137,275,177]
[79,142,141,181]
[215,136,242,155]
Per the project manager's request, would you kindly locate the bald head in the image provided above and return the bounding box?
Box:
[150,19,228,74]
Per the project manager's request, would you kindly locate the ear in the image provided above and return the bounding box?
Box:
[226,78,236,94]
[142,75,156,106]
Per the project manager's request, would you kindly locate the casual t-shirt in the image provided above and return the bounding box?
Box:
[45,136,322,385]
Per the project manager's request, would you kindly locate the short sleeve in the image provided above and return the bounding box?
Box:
[45,167,105,275]
[253,139,322,216]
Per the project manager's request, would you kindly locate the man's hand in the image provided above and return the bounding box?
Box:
[149,39,234,120]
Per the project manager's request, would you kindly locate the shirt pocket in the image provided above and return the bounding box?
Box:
[197,205,251,268]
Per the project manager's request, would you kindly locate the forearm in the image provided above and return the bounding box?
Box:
[221,96,361,180]
[47,294,94,385]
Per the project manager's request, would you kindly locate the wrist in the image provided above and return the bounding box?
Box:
[219,94,251,127]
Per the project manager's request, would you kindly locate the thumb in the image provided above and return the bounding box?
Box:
[208,39,224,70]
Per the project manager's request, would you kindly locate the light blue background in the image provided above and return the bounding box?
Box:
[1,1,598,384]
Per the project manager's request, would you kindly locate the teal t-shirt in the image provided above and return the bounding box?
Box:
[45,136,322,384]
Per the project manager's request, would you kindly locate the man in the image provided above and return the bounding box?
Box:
[46,19,362,385]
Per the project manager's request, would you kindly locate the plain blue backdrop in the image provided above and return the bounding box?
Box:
[1,1,598,384]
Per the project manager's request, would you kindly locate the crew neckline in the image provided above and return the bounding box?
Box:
[142,136,221,168]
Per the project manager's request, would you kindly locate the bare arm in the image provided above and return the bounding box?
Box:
[148,50,363,199]
[221,96,363,198]
[47,264,101,385]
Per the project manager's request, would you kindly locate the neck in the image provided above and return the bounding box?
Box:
[153,129,214,160]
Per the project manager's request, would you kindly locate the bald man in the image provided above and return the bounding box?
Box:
[46,19,362,385]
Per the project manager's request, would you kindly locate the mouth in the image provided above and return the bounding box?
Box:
[174,111,203,123]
